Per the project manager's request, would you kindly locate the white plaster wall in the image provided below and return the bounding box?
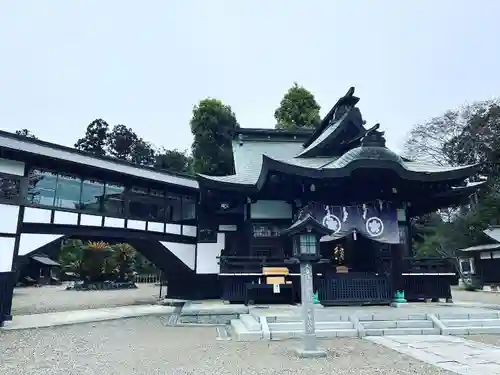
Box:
[18,233,63,256]
[166,223,181,235]
[0,237,15,272]
[183,225,197,237]
[250,200,292,219]
[104,217,125,228]
[127,220,146,230]
[53,211,78,225]
[0,204,20,234]
[24,207,51,223]
[196,232,225,274]
[0,158,24,176]
[159,241,195,270]
[148,222,164,233]
[80,214,102,226]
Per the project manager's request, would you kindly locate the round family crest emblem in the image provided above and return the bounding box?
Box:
[366,216,384,237]
[322,214,341,233]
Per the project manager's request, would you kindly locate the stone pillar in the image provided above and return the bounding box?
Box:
[295,261,326,358]
[391,207,408,305]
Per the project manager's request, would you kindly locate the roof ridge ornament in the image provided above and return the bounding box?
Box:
[330,87,357,124]
[361,123,387,147]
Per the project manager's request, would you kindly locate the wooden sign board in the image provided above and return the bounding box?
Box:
[336,266,349,273]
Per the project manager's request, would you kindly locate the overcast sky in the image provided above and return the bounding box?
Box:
[1,1,499,154]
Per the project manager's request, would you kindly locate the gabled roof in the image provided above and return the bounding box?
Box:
[198,136,481,192]
[0,130,198,189]
[281,214,332,237]
[303,87,362,149]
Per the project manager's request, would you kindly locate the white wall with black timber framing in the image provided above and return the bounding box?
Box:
[21,206,197,248]
[196,232,226,274]
[0,158,24,273]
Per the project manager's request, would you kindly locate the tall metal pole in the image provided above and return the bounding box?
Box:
[295,260,326,358]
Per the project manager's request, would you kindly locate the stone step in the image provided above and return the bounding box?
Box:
[362,320,433,329]
[441,319,500,327]
[239,314,261,331]
[268,321,354,331]
[229,319,262,341]
[365,327,440,336]
[437,312,500,320]
[270,328,357,340]
[444,326,500,335]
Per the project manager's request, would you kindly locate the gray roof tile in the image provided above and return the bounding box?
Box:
[199,137,478,185]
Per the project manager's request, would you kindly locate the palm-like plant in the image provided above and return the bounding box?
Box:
[81,241,114,282]
[111,243,136,281]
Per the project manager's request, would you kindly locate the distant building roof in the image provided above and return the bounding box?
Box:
[31,255,61,267]
[459,243,500,252]
[484,227,500,242]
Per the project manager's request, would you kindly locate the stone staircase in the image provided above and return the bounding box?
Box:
[229,309,500,341]
[436,311,500,335]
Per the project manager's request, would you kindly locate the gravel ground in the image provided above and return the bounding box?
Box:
[451,287,500,305]
[463,334,500,346]
[0,316,452,375]
[11,284,162,315]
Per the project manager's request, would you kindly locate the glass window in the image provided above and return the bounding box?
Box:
[148,189,166,222]
[80,179,105,213]
[128,187,149,219]
[26,169,57,206]
[299,234,316,254]
[103,183,125,216]
[54,174,82,209]
[166,194,181,222]
[181,196,196,220]
[128,187,166,221]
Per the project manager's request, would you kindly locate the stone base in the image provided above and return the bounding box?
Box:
[390,302,408,308]
[294,347,327,358]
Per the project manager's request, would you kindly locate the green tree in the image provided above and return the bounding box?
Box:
[75,119,110,156]
[155,148,192,174]
[130,138,156,166]
[190,98,238,176]
[274,83,321,130]
[80,241,114,282]
[443,100,500,177]
[404,99,500,169]
[58,239,84,276]
[107,124,139,160]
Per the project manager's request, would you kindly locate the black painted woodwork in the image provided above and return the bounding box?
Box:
[0,271,15,325]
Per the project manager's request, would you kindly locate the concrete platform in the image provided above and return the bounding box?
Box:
[178,300,249,324]
[228,303,500,341]
[2,305,175,331]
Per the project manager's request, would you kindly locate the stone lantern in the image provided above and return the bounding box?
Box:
[282,214,331,358]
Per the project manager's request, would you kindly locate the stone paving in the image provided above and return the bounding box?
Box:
[367,335,500,375]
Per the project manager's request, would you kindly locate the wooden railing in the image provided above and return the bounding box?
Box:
[134,274,162,284]
[218,256,300,273]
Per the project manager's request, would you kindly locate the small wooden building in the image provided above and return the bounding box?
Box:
[459,227,500,288]
[18,254,61,286]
